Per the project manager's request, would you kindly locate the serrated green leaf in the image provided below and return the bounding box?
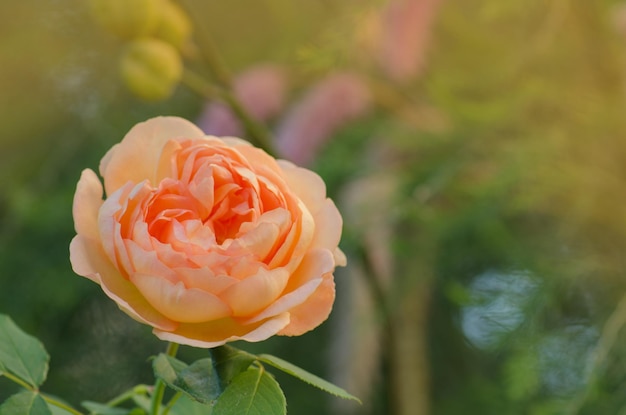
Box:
[0,314,49,388]
[169,394,213,415]
[258,354,361,403]
[0,391,52,415]
[153,354,221,404]
[82,401,131,415]
[210,345,256,388]
[212,366,285,415]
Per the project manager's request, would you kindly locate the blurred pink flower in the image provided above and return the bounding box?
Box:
[276,72,371,165]
[378,0,440,82]
[197,64,288,136]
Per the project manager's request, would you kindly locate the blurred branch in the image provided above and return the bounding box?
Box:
[178,0,232,88]
[176,1,277,155]
[181,69,277,156]
[387,251,434,415]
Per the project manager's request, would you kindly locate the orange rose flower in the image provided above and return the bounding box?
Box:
[70,117,346,347]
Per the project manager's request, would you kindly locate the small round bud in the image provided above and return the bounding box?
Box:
[154,0,192,51]
[89,0,162,39]
[119,38,183,101]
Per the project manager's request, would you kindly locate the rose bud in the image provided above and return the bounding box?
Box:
[153,0,192,52]
[89,0,161,39]
[119,38,183,101]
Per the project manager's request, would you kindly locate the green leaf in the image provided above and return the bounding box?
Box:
[169,394,213,415]
[82,401,131,415]
[210,345,256,388]
[0,391,52,415]
[258,354,361,403]
[0,314,49,388]
[44,395,80,415]
[130,394,151,413]
[211,366,285,415]
[49,405,78,415]
[153,354,221,404]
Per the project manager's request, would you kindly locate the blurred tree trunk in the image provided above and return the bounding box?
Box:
[388,251,434,415]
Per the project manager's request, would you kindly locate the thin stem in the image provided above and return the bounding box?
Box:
[181,69,277,156]
[42,395,85,415]
[162,392,182,415]
[180,68,219,99]
[220,91,277,155]
[150,342,180,415]
[174,1,277,156]
[105,385,147,408]
[2,371,33,391]
[3,369,84,414]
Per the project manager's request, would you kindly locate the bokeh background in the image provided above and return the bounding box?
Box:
[3,0,626,414]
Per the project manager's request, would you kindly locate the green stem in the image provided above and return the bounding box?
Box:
[181,69,277,156]
[2,371,33,391]
[3,370,84,414]
[162,392,182,415]
[105,385,149,408]
[42,395,84,415]
[150,342,180,415]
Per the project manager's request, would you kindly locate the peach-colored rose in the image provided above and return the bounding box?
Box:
[70,116,346,348]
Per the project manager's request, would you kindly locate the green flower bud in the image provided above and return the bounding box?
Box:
[89,0,161,39]
[154,0,192,51]
[119,38,183,101]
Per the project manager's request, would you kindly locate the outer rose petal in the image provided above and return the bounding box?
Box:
[220,268,290,316]
[153,312,290,348]
[100,117,205,195]
[73,169,103,240]
[310,198,343,252]
[279,276,336,336]
[277,159,327,215]
[70,235,178,331]
[130,273,232,323]
[243,278,322,324]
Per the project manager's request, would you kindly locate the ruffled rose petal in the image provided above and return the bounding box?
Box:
[153,312,290,348]
[243,278,322,324]
[283,248,335,292]
[70,235,178,331]
[279,275,335,336]
[269,202,315,270]
[221,267,290,316]
[100,117,205,195]
[98,182,138,267]
[173,267,238,294]
[131,273,232,323]
[126,239,178,282]
[73,169,103,240]
[235,222,280,260]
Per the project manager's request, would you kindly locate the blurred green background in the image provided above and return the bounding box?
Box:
[3,0,626,414]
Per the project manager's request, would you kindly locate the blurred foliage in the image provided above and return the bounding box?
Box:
[3,0,626,414]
